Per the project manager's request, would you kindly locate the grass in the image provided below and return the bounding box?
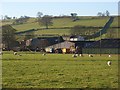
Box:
[0,19,14,26]
[1,16,119,40]
[1,16,118,39]
[1,16,114,31]
[110,16,118,27]
[2,51,118,88]
[35,29,71,35]
[12,22,41,32]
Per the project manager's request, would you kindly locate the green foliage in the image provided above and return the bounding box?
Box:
[2,25,17,49]
[2,52,118,88]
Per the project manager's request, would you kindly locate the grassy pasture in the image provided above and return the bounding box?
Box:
[1,16,119,38]
[35,29,71,35]
[2,51,118,88]
[110,16,118,27]
[1,17,111,32]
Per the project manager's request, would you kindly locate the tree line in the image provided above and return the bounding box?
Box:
[97,10,110,17]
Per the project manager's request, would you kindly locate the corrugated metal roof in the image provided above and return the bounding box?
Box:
[46,41,75,49]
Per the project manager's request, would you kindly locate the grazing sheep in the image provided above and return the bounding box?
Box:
[0,51,3,55]
[13,51,22,56]
[14,52,17,55]
[42,53,46,56]
[89,54,93,57]
[79,54,82,57]
[108,54,111,57]
[107,61,111,66]
[75,54,79,57]
[79,54,83,57]
[72,54,77,58]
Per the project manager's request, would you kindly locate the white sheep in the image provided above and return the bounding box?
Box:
[0,51,3,55]
[79,54,83,57]
[14,52,17,55]
[42,53,46,56]
[89,54,93,57]
[75,54,79,57]
[108,54,111,57]
[79,54,82,57]
[107,61,111,66]
[72,54,77,58]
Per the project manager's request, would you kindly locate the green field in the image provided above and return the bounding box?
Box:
[1,16,119,39]
[35,29,71,35]
[2,51,118,88]
[1,16,118,31]
[1,17,112,31]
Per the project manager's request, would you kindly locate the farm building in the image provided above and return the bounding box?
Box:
[85,38,120,48]
[29,38,49,51]
[45,41,76,53]
[83,38,120,54]
[71,41,94,48]
[19,40,27,51]
[24,36,64,51]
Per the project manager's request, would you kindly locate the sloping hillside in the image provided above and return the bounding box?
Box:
[1,16,119,39]
[1,16,111,31]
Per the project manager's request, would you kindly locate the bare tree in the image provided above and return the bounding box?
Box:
[13,16,30,24]
[71,13,78,21]
[97,12,102,16]
[37,12,43,25]
[106,10,110,16]
[102,13,105,17]
[97,11,110,17]
[40,15,53,29]
[4,15,11,20]
[37,12,43,18]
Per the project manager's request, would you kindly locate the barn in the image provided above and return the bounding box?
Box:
[45,41,75,53]
[25,36,64,51]
[30,38,49,51]
[83,38,120,54]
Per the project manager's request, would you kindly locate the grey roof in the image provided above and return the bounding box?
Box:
[45,41,75,49]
